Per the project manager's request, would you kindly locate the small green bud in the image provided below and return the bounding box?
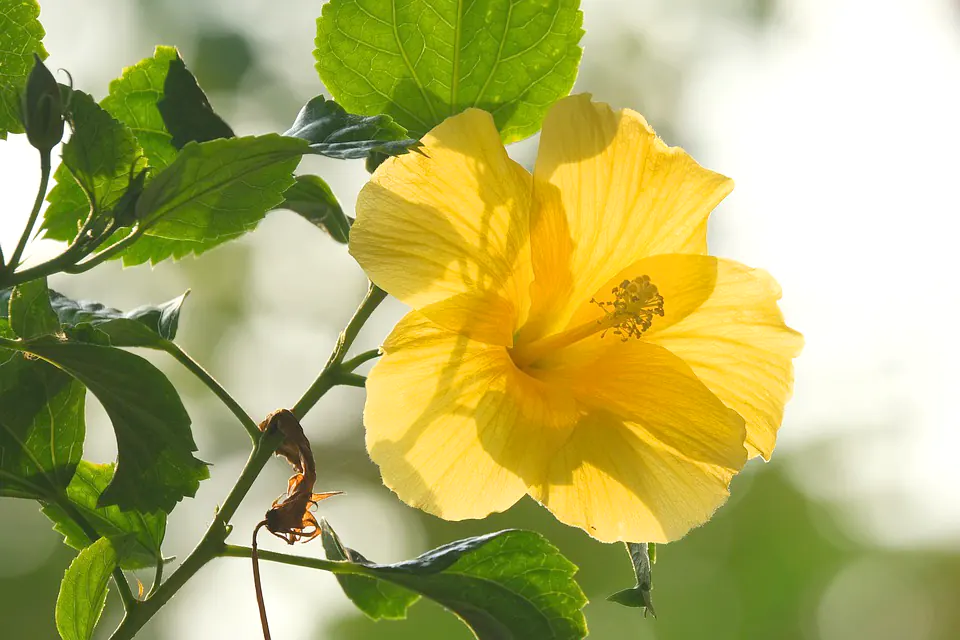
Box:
[21,54,65,152]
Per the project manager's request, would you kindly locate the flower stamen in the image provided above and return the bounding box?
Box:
[510,275,665,368]
[590,275,665,341]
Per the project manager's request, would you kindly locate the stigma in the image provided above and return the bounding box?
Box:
[590,275,665,341]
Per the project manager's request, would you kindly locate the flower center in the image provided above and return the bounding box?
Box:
[510,276,665,368]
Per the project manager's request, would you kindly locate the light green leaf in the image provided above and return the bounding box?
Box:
[321,520,587,639]
[22,339,209,513]
[42,90,145,243]
[0,0,47,137]
[280,174,350,243]
[55,537,116,640]
[8,277,59,339]
[321,520,420,620]
[283,95,417,159]
[157,54,235,149]
[41,461,166,570]
[100,45,180,171]
[125,134,306,266]
[608,542,656,617]
[314,0,584,143]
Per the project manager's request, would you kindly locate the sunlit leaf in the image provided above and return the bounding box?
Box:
[55,537,116,640]
[279,174,350,243]
[283,95,417,159]
[8,277,59,339]
[42,90,145,242]
[157,54,235,149]
[0,0,47,137]
[124,134,306,266]
[41,461,166,570]
[321,520,587,639]
[48,289,187,348]
[315,0,584,143]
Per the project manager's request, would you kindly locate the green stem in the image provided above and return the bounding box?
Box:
[160,341,261,442]
[7,149,52,271]
[292,282,385,419]
[108,428,284,640]
[53,494,137,612]
[64,226,143,274]
[337,372,366,388]
[221,544,364,576]
[340,348,381,372]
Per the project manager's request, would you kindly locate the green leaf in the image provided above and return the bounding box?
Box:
[321,520,420,620]
[0,349,85,500]
[100,46,180,171]
[0,0,47,138]
[22,339,208,513]
[283,95,417,159]
[157,54,235,149]
[48,289,187,348]
[55,537,116,640]
[41,460,166,570]
[125,134,306,266]
[321,520,587,639]
[314,0,584,143]
[42,90,145,242]
[8,277,60,339]
[608,542,656,617]
[280,174,350,243]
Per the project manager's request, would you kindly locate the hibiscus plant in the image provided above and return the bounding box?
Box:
[0,0,799,638]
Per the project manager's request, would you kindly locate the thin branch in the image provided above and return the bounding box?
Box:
[8,149,52,271]
[339,348,381,372]
[160,341,261,442]
[251,520,272,640]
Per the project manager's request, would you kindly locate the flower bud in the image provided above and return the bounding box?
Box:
[21,54,65,153]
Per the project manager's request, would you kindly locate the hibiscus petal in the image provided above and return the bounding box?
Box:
[349,109,533,346]
[529,411,738,543]
[530,340,746,473]
[646,259,803,460]
[365,312,579,521]
[523,94,733,341]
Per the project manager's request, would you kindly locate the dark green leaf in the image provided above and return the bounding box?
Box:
[315,0,584,143]
[283,95,417,159]
[100,46,180,171]
[321,520,420,620]
[55,537,116,640]
[22,339,208,513]
[321,520,587,639]
[8,277,59,339]
[47,289,187,348]
[125,134,306,266]
[41,460,166,570]
[0,350,84,500]
[42,90,145,242]
[280,175,350,243]
[0,0,47,138]
[608,542,656,617]
[157,54,235,149]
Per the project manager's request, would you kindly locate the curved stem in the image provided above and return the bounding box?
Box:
[64,226,143,274]
[8,150,52,271]
[292,282,385,419]
[251,521,272,640]
[337,372,366,388]
[145,557,163,601]
[221,545,361,575]
[160,341,261,442]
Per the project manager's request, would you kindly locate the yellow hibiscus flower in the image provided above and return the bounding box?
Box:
[348,94,802,544]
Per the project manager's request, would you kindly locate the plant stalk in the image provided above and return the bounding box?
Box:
[7,149,52,272]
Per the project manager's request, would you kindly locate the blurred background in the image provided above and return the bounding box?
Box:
[2,0,959,637]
